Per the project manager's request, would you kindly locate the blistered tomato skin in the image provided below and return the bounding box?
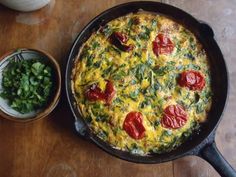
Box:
[161,105,188,129]
[178,70,205,91]
[85,84,105,101]
[112,32,128,43]
[110,32,134,52]
[104,80,116,104]
[152,34,174,56]
[123,112,146,140]
[85,80,116,104]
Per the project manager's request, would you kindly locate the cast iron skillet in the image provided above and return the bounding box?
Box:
[65,1,236,177]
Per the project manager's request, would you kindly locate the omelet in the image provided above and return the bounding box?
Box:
[72,12,212,155]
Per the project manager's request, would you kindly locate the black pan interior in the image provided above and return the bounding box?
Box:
[65,1,228,163]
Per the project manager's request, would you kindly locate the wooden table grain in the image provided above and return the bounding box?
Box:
[0,0,235,177]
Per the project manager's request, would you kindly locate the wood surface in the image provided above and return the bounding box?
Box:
[0,0,235,177]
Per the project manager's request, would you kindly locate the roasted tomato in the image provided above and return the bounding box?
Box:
[161,105,188,129]
[123,112,146,140]
[112,32,128,43]
[85,80,115,104]
[85,83,105,101]
[110,32,134,52]
[104,80,116,104]
[178,70,205,91]
[152,34,174,56]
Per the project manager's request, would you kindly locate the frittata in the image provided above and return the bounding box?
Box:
[72,12,212,155]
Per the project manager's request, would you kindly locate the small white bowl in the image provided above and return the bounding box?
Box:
[0,0,51,12]
[0,48,61,122]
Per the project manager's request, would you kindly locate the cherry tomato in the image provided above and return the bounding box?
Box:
[152,34,174,56]
[123,112,146,140]
[178,70,205,91]
[161,105,188,129]
[85,84,105,101]
[112,32,128,43]
[104,80,116,104]
[110,32,134,52]
[85,80,116,104]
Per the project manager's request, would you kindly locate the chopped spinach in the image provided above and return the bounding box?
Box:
[184,64,201,70]
[146,55,154,66]
[151,19,157,28]
[91,41,100,49]
[196,102,204,113]
[130,89,139,100]
[97,130,108,140]
[153,62,176,76]
[139,26,151,40]
[102,65,114,77]
[113,97,124,104]
[101,25,113,37]
[112,70,126,80]
[134,64,146,81]
[184,53,195,60]
[153,120,160,128]
[129,143,144,154]
[96,114,110,122]
[0,59,53,114]
[140,98,151,108]
[93,61,101,68]
[86,54,95,67]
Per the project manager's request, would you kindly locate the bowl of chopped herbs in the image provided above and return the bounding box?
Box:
[0,48,61,122]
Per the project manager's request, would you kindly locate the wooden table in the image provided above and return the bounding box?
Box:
[0,0,235,176]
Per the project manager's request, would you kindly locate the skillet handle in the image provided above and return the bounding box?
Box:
[74,119,90,138]
[200,141,236,177]
[198,22,214,38]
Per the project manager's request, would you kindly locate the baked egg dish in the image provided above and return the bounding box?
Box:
[72,12,212,155]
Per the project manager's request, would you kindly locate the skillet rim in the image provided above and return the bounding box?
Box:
[65,1,229,163]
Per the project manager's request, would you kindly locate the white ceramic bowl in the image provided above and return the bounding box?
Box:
[0,48,61,122]
[0,0,51,12]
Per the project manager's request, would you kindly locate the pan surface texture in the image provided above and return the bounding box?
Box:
[65,2,235,177]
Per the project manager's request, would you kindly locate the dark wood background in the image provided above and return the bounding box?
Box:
[0,0,235,176]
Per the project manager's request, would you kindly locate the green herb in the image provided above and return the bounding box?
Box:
[93,61,101,68]
[146,55,154,66]
[106,46,121,56]
[130,79,137,85]
[129,143,144,154]
[130,89,139,100]
[102,65,115,78]
[112,70,126,80]
[86,54,95,67]
[153,62,176,76]
[196,102,204,113]
[80,45,90,59]
[0,59,53,114]
[127,18,134,28]
[160,130,172,142]
[96,114,110,122]
[153,120,160,128]
[101,25,113,37]
[113,97,124,104]
[134,64,146,81]
[139,98,151,108]
[151,19,157,28]
[139,26,151,40]
[184,64,200,70]
[176,100,190,109]
[165,74,176,90]
[91,41,100,49]
[97,130,108,140]
[184,53,195,60]
[202,90,213,103]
